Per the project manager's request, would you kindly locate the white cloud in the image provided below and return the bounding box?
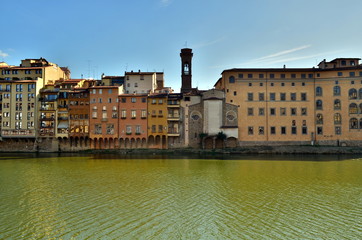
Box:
[0,50,9,58]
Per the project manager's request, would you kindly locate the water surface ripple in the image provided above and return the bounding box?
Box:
[0,155,361,239]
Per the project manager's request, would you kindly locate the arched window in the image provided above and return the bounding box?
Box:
[334,99,341,110]
[360,118,362,129]
[316,114,323,124]
[229,76,235,83]
[334,113,341,124]
[316,99,323,110]
[349,103,358,114]
[316,86,323,96]
[350,118,358,129]
[359,88,362,99]
[349,88,357,99]
[333,86,341,96]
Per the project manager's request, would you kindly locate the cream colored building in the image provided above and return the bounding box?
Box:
[215,58,362,146]
[124,71,160,94]
[0,58,69,140]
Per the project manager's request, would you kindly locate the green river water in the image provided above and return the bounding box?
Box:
[0,153,361,239]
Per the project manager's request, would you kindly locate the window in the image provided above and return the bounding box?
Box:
[259,74,264,78]
[131,110,136,118]
[280,108,286,116]
[248,83,252,87]
[141,110,147,118]
[302,126,308,135]
[349,89,357,99]
[248,127,254,135]
[270,108,276,116]
[270,74,274,79]
[308,74,313,78]
[281,74,285,79]
[291,74,296,78]
[121,98,126,103]
[301,74,306,79]
[281,83,285,86]
[247,108,254,116]
[335,126,341,135]
[350,118,358,129]
[247,93,253,101]
[349,103,358,114]
[259,93,264,101]
[126,125,132,134]
[229,76,235,83]
[134,83,138,87]
[258,126,264,135]
[259,108,264,116]
[317,127,323,135]
[136,125,141,134]
[291,126,297,135]
[158,99,163,104]
[301,93,307,101]
[333,86,341,96]
[334,113,342,124]
[291,82,295,86]
[95,124,102,134]
[291,108,297,116]
[334,99,341,110]
[248,74,253,78]
[270,93,275,101]
[316,100,323,110]
[99,98,102,103]
[106,124,114,134]
[270,127,276,134]
[238,74,243,78]
[291,93,296,101]
[234,91,237,96]
[316,114,323,124]
[270,83,274,87]
[301,108,307,116]
[338,72,343,76]
[316,86,323,96]
[131,97,136,103]
[359,89,362,99]
[280,93,286,101]
[108,98,112,103]
[158,125,163,133]
[259,83,263,87]
[121,110,127,118]
[349,72,355,77]
[152,125,156,133]
[281,127,286,135]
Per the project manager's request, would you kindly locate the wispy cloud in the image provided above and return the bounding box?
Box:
[160,0,172,7]
[0,50,9,59]
[193,37,227,49]
[247,45,311,64]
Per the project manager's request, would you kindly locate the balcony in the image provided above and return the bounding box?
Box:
[40,107,55,111]
[101,118,108,122]
[58,116,69,120]
[168,129,180,137]
[168,114,180,121]
[41,116,55,121]
[1,129,35,137]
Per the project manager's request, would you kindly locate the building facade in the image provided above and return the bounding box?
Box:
[215,58,362,146]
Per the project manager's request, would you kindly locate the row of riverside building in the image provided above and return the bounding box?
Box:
[0,49,362,151]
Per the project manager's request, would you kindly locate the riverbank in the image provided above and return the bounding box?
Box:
[78,145,362,155]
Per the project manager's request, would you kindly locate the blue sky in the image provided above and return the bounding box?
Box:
[1,0,362,91]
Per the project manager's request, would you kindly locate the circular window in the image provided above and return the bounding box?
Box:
[190,111,202,121]
[226,111,237,122]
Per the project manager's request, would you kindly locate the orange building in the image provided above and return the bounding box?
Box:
[89,86,122,149]
[118,94,148,148]
[147,94,168,149]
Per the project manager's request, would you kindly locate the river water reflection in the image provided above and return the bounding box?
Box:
[0,153,361,239]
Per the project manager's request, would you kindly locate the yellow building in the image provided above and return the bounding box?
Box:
[147,94,168,149]
[215,58,362,146]
[0,58,69,140]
